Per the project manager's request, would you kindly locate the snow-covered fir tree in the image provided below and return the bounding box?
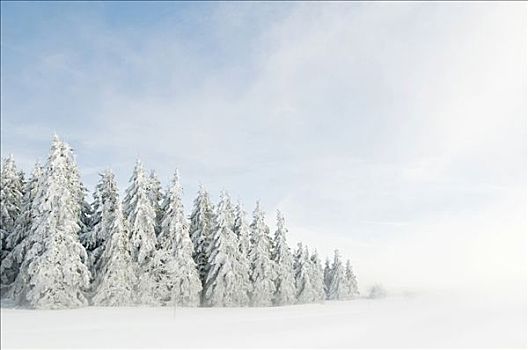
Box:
[157,170,201,307]
[323,257,332,300]
[1,163,43,293]
[309,249,326,301]
[11,136,90,308]
[92,195,137,306]
[80,170,119,278]
[147,170,163,236]
[249,202,276,307]
[0,155,24,261]
[123,160,157,266]
[136,248,180,305]
[233,201,252,304]
[204,192,249,307]
[0,156,25,291]
[293,243,316,304]
[62,142,91,243]
[344,259,359,298]
[328,249,347,300]
[272,210,296,306]
[189,186,215,288]
[234,202,251,258]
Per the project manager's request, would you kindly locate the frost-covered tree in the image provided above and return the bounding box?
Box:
[233,201,252,303]
[328,249,347,300]
[249,202,275,307]
[234,202,250,257]
[293,243,316,304]
[80,170,119,278]
[204,192,249,307]
[63,143,91,241]
[323,257,332,300]
[147,170,163,237]
[12,136,90,308]
[344,259,359,298]
[0,155,24,261]
[189,186,215,287]
[0,156,25,291]
[79,190,93,247]
[272,211,296,306]
[92,198,137,306]
[123,160,157,266]
[309,250,325,301]
[136,249,178,305]
[157,170,201,307]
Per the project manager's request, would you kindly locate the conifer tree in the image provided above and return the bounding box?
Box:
[344,259,359,298]
[0,156,25,290]
[12,136,90,308]
[328,249,347,300]
[189,186,215,288]
[147,170,163,236]
[63,144,91,241]
[81,170,119,278]
[310,249,325,301]
[136,248,178,305]
[323,257,332,300]
[204,192,249,306]
[294,243,316,304]
[92,195,137,306]
[233,201,252,304]
[157,170,201,307]
[123,160,157,266]
[272,211,296,306]
[0,155,24,261]
[249,202,275,306]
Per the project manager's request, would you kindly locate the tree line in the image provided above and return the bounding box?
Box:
[0,135,359,309]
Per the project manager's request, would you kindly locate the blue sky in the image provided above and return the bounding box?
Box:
[1,2,526,293]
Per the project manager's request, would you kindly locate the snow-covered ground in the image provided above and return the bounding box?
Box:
[1,291,525,348]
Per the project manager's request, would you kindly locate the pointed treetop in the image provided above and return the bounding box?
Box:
[174,168,180,182]
[254,200,263,216]
[276,210,286,230]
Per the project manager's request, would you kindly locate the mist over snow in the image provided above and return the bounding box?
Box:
[1,0,526,309]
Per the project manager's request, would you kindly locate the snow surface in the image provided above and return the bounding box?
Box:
[1,292,525,348]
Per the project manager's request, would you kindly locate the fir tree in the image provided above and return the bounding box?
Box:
[123,160,157,266]
[328,249,347,300]
[272,210,296,306]
[147,170,163,237]
[0,156,25,290]
[204,192,249,307]
[294,243,316,304]
[323,257,332,300]
[136,249,178,305]
[189,186,215,289]
[232,202,252,304]
[249,202,275,307]
[92,197,137,306]
[0,155,24,261]
[157,170,201,307]
[1,163,43,293]
[12,136,90,308]
[344,259,359,298]
[309,249,325,301]
[81,170,119,279]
